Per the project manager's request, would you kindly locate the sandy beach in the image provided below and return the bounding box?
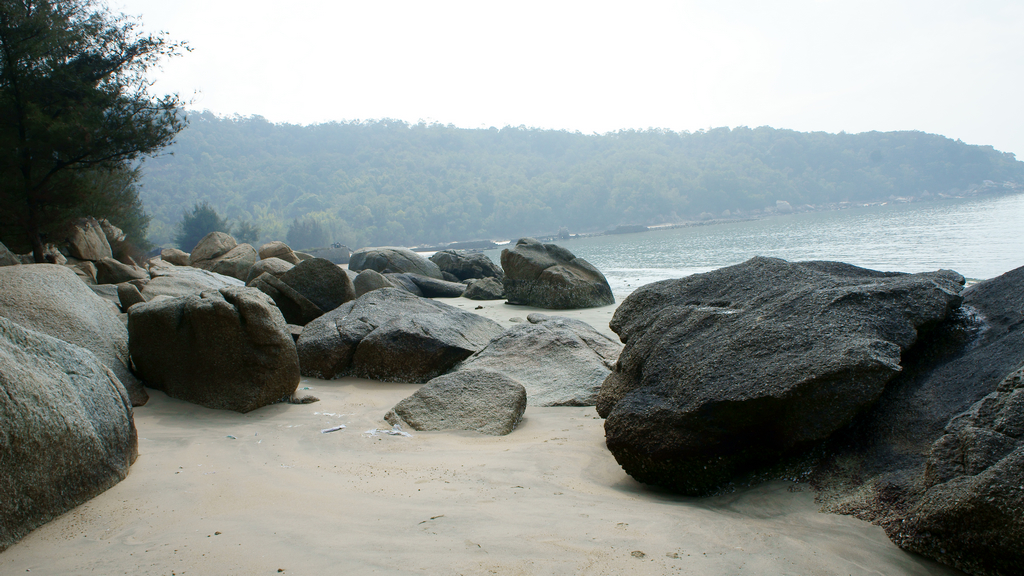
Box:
[0,297,963,575]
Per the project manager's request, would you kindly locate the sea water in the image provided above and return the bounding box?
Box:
[485,193,1024,300]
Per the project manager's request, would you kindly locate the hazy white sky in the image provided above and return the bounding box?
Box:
[114,0,1024,157]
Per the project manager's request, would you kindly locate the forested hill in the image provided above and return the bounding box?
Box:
[139,112,1024,249]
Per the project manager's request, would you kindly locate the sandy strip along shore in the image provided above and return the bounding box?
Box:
[1,297,962,575]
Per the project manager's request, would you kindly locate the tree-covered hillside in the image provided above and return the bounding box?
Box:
[139,113,1024,249]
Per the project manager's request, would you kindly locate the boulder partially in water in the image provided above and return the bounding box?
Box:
[600,257,964,496]
[501,237,614,309]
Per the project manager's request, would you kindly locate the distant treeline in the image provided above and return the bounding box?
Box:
[139,112,1024,249]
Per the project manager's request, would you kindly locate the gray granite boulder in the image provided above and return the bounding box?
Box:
[142,265,245,300]
[258,240,301,265]
[353,269,396,297]
[349,246,443,279]
[66,217,112,261]
[464,277,504,300]
[450,313,621,406]
[248,273,323,326]
[128,287,299,413]
[95,256,149,285]
[160,248,190,266]
[429,249,503,280]
[0,264,147,406]
[0,241,20,266]
[279,258,355,314]
[601,257,964,496]
[245,256,294,284]
[296,288,503,382]
[197,243,258,281]
[0,316,137,552]
[402,273,467,298]
[501,237,613,309]
[383,272,424,296]
[385,368,526,435]
[188,231,236,264]
[117,283,147,312]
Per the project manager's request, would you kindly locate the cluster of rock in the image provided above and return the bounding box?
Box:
[501,237,614,309]
[598,256,1024,575]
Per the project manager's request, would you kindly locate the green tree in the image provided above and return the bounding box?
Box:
[233,219,259,244]
[0,0,187,261]
[287,216,327,250]
[175,201,229,251]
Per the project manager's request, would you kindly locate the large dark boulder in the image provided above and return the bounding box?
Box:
[600,257,964,496]
[128,287,299,413]
[0,316,137,552]
[881,364,1024,576]
[429,249,503,280]
[349,246,443,279]
[808,263,1024,575]
[279,258,355,314]
[385,368,526,436]
[0,264,147,406]
[296,288,503,382]
[501,237,614,309]
[450,313,621,406]
[249,258,355,325]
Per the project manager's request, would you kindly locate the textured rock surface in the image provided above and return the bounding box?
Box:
[142,265,245,299]
[128,287,299,413]
[451,313,621,406]
[385,368,526,435]
[296,288,503,382]
[501,237,614,309]
[0,264,147,406]
[880,364,1024,576]
[159,248,190,266]
[0,316,137,552]
[188,231,236,264]
[383,272,424,296]
[429,249,503,280]
[248,272,323,326]
[403,273,467,298]
[600,257,964,496]
[463,277,504,300]
[809,263,1024,576]
[245,256,294,284]
[349,246,443,279]
[353,269,396,297]
[95,256,149,285]
[197,243,258,281]
[117,283,146,312]
[0,241,21,266]
[278,258,355,315]
[65,217,112,261]
[258,240,301,264]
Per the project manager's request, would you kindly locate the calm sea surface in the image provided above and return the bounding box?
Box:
[485,193,1024,300]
